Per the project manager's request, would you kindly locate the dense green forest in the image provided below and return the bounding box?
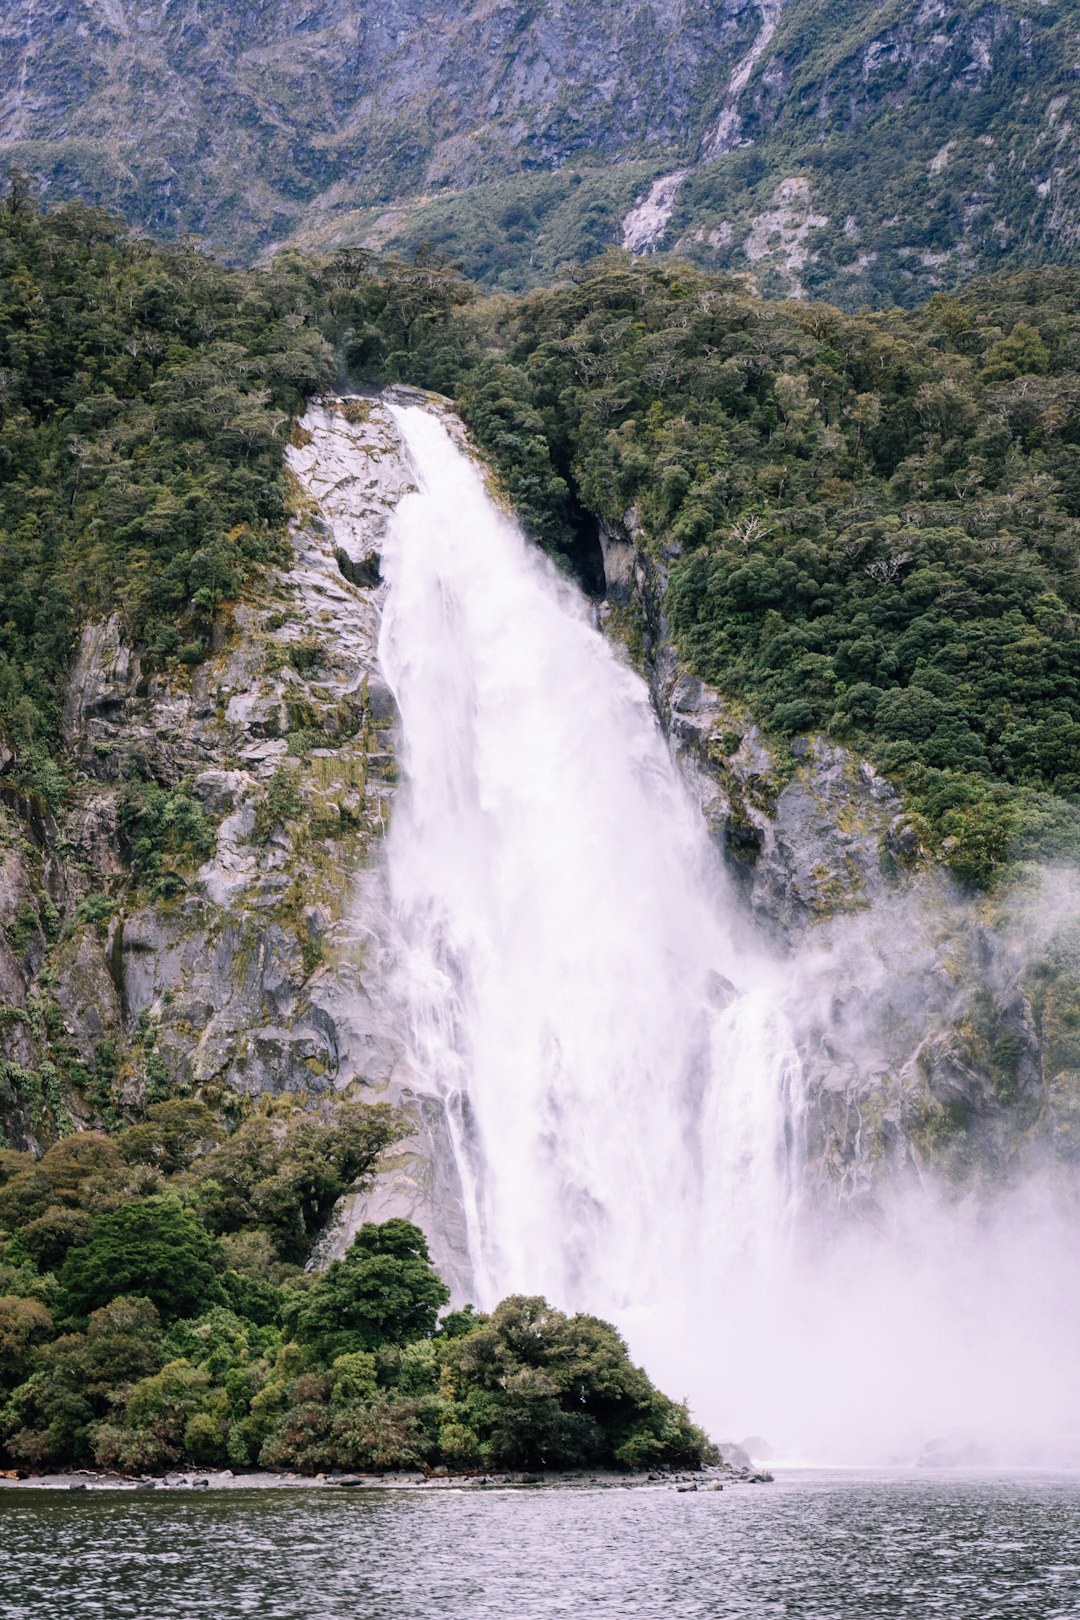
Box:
[0,184,332,795]
[0,189,467,795]
[3,184,1079,879]
[0,1099,707,1473]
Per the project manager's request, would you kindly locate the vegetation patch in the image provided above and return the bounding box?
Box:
[0,1101,711,1475]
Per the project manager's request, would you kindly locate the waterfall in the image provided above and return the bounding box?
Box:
[372,402,1080,1462]
[377,405,800,1313]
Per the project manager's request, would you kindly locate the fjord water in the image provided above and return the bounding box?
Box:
[376,406,1080,1462]
[5,1474,1080,1619]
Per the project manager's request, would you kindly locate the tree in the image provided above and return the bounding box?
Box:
[288,1220,450,1360]
[58,1197,225,1323]
[120,1100,223,1175]
[0,1295,53,1392]
[92,1358,215,1472]
[446,1296,711,1471]
[0,1133,124,1231]
[192,1103,404,1263]
[2,1296,162,1466]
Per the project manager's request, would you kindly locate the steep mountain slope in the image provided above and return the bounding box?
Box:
[0,0,752,260]
[2,0,1080,304]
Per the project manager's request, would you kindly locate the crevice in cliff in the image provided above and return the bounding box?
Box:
[335,547,382,589]
[561,494,606,598]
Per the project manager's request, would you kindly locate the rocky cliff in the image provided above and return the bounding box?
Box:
[0,390,471,1295]
[2,387,1074,1295]
[599,513,1080,1213]
[2,0,1079,305]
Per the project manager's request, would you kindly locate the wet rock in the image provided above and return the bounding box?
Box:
[51,931,124,1064]
[598,521,635,607]
[887,814,923,862]
[0,846,48,978]
[64,795,125,878]
[755,742,898,928]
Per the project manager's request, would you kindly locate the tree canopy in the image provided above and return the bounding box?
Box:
[58,1198,225,1324]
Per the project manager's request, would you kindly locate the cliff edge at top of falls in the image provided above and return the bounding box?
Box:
[597,515,1080,1208]
[0,388,470,1297]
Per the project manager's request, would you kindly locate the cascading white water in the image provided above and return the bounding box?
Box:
[378,405,800,1317]
[374,404,1080,1461]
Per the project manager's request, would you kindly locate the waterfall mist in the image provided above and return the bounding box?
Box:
[373,403,1080,1465]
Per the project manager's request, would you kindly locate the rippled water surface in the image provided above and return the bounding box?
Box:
[3,1472,1079,1619]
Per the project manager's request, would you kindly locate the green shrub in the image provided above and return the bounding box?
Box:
[59,1198,226,1324]
[288,1220,450,1360]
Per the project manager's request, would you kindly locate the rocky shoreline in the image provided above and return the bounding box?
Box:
[0,1461,773,1494]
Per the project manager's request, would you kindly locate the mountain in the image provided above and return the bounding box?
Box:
[2,0,1079,305]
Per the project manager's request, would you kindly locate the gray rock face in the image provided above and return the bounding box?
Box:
[61,614,141,755]
[22,392,472,1296]
[665,669,900,931]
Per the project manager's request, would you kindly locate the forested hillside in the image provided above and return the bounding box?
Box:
[3,189,1079,887]
[2,1,1080,305]
[0,189,329,793]
[1,1103,707,1475]
[0,192,473,797]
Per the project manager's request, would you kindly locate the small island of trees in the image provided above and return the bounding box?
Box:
[0,1099,711,1477]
